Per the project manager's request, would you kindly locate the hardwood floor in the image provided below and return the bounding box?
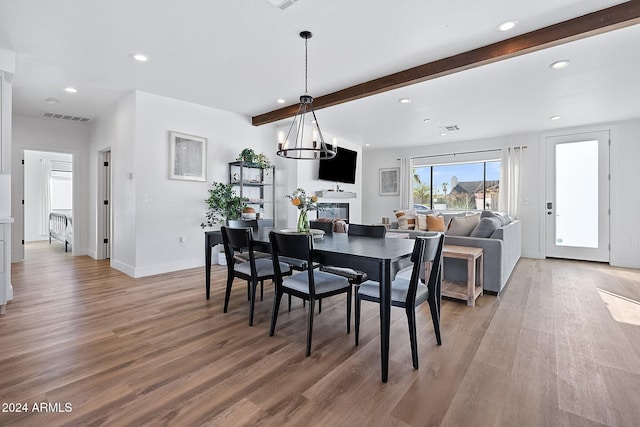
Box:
[1,241,639,426]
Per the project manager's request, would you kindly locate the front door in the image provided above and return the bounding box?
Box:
[545,131,610,262]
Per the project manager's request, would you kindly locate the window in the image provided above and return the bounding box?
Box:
[50,170,73,210]
[412,160,500,211]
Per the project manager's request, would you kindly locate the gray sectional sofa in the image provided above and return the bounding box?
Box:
[388,211,521,294]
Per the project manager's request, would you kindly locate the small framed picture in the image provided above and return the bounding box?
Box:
[169,131,207,181]
[379,167,399,195]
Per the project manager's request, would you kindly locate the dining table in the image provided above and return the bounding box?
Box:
[204,228,416,383]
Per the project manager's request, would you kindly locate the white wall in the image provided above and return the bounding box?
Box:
[131,91,265,276]
[11,115,90,261]
[0,49,15,215]
[88,93,136,270]
[609,119,640,268]
[362,118,640,269]
[89,91,267,277]
[0,48,16,174]
[23,150,72,241]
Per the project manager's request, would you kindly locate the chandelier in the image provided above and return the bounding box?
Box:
[276,31,336,160]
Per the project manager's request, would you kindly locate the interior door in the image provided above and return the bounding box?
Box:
[103,150,111,259]
[545,131,610,262]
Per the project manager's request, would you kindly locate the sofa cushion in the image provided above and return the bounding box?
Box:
[470,216,502,238]
[481,210,512,226]
[446,214,480,236]
[426,214,446,231]
[442,211,467,228]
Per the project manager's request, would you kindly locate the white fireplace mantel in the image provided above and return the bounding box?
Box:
[316,190,357,199]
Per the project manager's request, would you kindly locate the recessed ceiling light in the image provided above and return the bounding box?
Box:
[364,143,371,147]
[496,20,518,32]
[276,98,286,104]
[45,97,60,104]
[64,87,78,93]
[399,98,412,104]
[549,116,561,121]
[130,53,150,62]
[440,132,447,136]
[549,60,571,70]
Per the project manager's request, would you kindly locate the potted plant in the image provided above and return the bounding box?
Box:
[237,148,271,169]
[201,182,245,228]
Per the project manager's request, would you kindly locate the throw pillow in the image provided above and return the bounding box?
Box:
[334,220,348,233]
[426,214,446,231]
[405,212,416,230]
[446,214,481,236]
[394,210,408,229]
[469,217,502,238]
[416,214,428,231]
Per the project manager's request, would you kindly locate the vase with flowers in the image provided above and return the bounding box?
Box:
[286,188,318,233]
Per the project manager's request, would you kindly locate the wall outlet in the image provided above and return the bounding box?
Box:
[631,237,639,247]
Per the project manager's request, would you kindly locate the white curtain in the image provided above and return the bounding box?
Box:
[40,159,52,235]
[499,147,523,218]
[398,157,411,210]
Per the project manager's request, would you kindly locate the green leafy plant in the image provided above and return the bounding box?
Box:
[237,148,271,169]
[201,182,245,228]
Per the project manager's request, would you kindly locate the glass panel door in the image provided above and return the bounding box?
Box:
[545,131,609,262]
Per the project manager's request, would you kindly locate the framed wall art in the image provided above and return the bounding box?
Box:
[168,131,207,181]
[379,167,399,195]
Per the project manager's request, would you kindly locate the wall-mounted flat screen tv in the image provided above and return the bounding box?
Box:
[318,145,357,184]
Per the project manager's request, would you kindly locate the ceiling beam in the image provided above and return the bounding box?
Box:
[252,1,640,126]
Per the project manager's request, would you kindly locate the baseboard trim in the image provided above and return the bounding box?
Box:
[133,259,204,278]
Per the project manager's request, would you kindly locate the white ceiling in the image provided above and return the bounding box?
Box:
[1,0,639,148]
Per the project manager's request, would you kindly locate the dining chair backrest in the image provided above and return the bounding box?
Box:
[221,226,255,266]
[227,219,259,230]
[309,220,333,235]
[269,231,317,294]
[258,218,274,228]
[347,223,387,238]
[407,233,444,305]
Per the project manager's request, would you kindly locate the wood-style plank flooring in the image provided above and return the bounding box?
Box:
[1,241,639,426]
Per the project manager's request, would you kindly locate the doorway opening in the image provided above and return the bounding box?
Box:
[22,150,74,259]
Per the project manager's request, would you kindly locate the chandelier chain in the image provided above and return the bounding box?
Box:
[304,36,308,95]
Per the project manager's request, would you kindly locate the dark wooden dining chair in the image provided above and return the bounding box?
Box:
[226,219,271,269]
[309,220,334,235]
[269,231,352,356]
[227,219,259,229]
[221,226,291,326]
[320,223,386,285]
[355,232,444,369]
[347,223,387,238]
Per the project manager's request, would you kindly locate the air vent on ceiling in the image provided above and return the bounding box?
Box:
[265,0,301,10]
[41,112,91,122]
[440,124,460,132]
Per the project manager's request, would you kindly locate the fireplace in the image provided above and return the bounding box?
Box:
[317,202,349,223]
